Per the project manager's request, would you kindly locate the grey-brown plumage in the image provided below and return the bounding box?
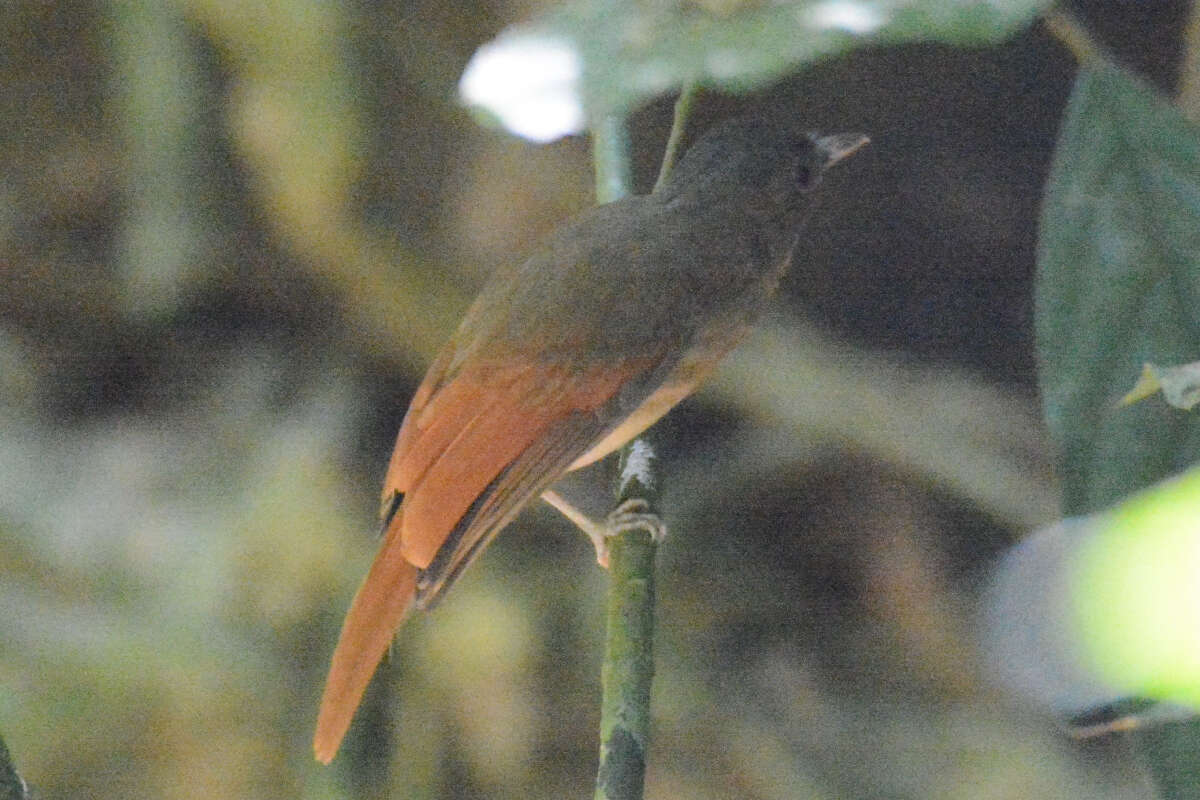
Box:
[313,114,866,763]
[479,117,863,364]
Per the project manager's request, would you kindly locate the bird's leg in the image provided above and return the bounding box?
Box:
[541,492,668,568]
[541,489,612,567]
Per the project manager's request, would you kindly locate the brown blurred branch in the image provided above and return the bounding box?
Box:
[1178,0,1200,122]
[698,319,1059,529]
[1042,8,1105,65]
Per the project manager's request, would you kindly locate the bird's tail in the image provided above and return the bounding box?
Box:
[313,524,419,763]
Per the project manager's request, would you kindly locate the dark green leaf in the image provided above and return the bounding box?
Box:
[1036,63,1200,515]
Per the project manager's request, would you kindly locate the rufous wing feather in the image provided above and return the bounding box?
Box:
[313,357,661,763]
[397,392,558,567]
[414,402,616,601]
[313,521,418,764]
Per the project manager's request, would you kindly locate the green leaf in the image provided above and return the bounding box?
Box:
[1074,467,1200,705]
[483,0,1048,127]
[1036,64,1200,516]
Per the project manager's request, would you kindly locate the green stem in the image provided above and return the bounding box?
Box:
[1042,8,1103,65]
[653,83,699,192]
[108,0,205,314]
[593,115,633,204]
[591,113,657,800]
[591,87,696,799]
[594,441,660,800]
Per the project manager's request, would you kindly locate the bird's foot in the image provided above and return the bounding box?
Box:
[541,491,666,569]
[597,498,667,567]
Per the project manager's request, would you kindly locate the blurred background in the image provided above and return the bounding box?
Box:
[0,1,1191,798]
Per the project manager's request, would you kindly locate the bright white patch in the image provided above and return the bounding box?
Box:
[458,33,585,143]
[620,438,656,493]
[805,0,886,34]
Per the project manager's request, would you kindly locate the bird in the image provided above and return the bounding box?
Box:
[313,113,867,763]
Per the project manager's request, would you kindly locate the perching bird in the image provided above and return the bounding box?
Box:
[313,114,867,762]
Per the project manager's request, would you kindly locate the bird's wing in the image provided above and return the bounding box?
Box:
[314,352,669,763]
[409,377,625,604]
[383,356,663,569]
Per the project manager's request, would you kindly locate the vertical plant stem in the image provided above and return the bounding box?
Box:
[592,88,695,799]
[591,110,655,800]
[654,83,699,192]
[108,0,204,314]
[1041,8,1101,65]
[593,115,633,203]
[1178,0,1200,122]
[595,441,660,800]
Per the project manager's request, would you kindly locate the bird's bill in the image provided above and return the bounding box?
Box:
[814,132,870,168]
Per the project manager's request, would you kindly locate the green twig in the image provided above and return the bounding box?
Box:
[591,110,656,800]
[595,441,660,800]
[653,83,699,192]
[591,88,696,799]
[593,115,633,203]
[1042,8,1104,65]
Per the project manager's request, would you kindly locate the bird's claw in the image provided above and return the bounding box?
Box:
[591,498,667,567]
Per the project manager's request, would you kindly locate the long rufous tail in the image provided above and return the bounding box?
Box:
[313,525,419,763]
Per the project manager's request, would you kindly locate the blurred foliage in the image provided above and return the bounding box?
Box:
[1037,62,1200,517]
[1034,24,1200,800]
[489,0,1051,129]
[0,0,1192,798]
[1074,466,1200,707]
